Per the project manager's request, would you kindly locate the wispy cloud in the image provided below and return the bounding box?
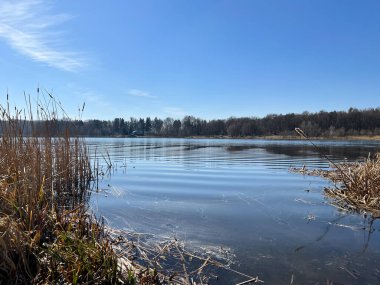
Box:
[127,89,156,98]
[164,106,185,118]
[0,0,86,71]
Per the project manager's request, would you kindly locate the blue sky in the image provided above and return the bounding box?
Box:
[0,0,379,120]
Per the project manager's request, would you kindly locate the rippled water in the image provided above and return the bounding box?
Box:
[87,138,380,284]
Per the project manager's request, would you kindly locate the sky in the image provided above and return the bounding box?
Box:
[0,0,379,120]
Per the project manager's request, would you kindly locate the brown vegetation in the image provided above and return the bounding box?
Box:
[293,128,380,218]
[0,95,129,284]
[109,228,263,285]
[323,155,380,217]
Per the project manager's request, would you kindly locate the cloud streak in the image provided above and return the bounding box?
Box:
[127,89,156,98]
[0,0,86,71]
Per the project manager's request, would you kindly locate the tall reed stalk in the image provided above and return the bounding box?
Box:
[0,93,129,284]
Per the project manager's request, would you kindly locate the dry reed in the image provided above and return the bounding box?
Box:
[107,228,263,285]
[294,128,380,218]
[0,92,130,284]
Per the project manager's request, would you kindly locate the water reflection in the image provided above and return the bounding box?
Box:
[87,138,380,284]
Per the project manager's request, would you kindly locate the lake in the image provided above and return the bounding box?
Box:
[87,138,380,284]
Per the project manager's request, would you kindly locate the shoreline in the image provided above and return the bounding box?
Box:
[187,135,380,141]
[83,134,380,141]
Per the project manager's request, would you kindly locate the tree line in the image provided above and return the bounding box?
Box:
[3,107,380,137]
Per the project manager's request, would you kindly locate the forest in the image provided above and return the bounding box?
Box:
[5,107,380,138]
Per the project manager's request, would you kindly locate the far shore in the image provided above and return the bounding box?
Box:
[187,135,380,141]
[86,134,380,141]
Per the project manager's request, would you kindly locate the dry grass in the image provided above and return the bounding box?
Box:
[294,128,380,218]
[0,93,131,284]
[108,228,263,285]
[323,154,380,217]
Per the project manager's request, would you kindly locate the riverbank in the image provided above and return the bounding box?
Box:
[0,101,134,284]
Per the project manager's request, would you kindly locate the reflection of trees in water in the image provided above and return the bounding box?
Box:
[295,215,379,254]
[88,139,379,172]
[223,142,379,162]
[361,218,377,254]
[261,144,379,161]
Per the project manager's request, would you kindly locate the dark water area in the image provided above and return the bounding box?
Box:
[87,138,380,284]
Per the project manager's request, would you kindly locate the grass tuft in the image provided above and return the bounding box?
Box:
[294,128,380,218]
[323,154,380,217]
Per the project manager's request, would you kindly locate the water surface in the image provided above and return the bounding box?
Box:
[88,138,380,284]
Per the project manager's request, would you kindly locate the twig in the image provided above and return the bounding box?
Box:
[236,276,263,285]
[175,241,191,285]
